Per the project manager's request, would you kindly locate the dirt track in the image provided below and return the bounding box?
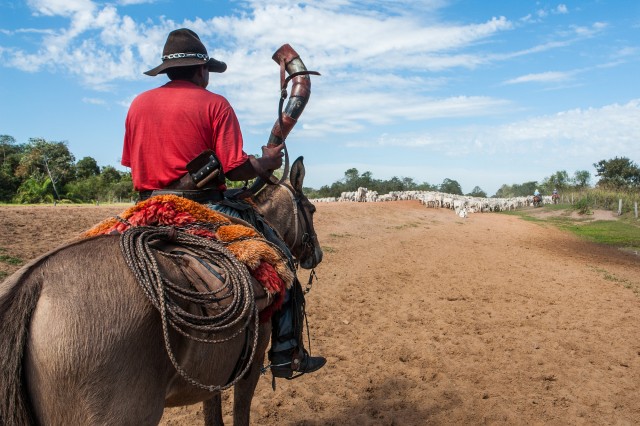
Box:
[1,202,639,425]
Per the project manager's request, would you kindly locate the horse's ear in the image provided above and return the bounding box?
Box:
[290,156,305,192]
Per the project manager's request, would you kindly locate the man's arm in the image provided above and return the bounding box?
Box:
[225,144,285,182]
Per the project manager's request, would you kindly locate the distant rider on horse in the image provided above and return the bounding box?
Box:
[533,189,542,207]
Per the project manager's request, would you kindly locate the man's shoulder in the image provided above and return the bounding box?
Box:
[130,82,234,114]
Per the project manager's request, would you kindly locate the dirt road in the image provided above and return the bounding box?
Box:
[1,202,639,425]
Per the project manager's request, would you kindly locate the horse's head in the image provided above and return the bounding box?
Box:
[253,156,323,269]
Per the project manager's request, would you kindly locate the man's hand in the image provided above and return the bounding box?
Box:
[260,144,285,171]
[225,144,285,182]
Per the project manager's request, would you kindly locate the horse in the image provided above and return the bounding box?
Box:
[532,195,543,207]
[552,193,560,204]
[0,156,322,426]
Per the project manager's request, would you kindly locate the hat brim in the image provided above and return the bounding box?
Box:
[144,57,227,76]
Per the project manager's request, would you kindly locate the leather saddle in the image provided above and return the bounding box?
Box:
[150,240,273,316]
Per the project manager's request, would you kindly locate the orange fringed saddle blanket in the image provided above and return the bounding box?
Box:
[83,195,292,319]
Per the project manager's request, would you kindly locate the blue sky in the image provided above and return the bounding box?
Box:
[1,0,639,195]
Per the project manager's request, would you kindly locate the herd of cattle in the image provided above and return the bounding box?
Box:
[311,188,553,217]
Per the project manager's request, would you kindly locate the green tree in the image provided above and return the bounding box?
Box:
[494,181,538,197]
[76,156,100,179]
[0,135,25,202]
[417,181,438,191]
[343,168,360,187]
[402,177,417,190]
[494,184,513,198]
[439,178,463,195]
[543,170,570,192]
[14,176,55,204]
[105,172,135,202]
[518,181,539,196]
[359,171,374,189]
[315,184,335,198]
[467,186,487,198]
[16,138,75,199]
[379,176,403,193]
[572,170,591,189]
[63,175,102,202]
[1,134,17,163]
[100,166,121,185]
[593,157,640,189]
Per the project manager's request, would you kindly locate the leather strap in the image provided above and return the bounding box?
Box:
[138,188,224,204]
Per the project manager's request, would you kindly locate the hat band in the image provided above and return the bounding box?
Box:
[162,52,209,62]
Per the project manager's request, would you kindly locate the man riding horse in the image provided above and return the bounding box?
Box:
[121,28,325,378]
[533,189,542,207]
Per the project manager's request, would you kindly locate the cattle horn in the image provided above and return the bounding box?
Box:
[248,44,319,194]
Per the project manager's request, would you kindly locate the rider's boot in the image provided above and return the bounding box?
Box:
[269,278,326,378]
[270,347,326,378]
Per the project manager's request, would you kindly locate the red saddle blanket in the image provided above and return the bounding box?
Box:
[83,195,292,320]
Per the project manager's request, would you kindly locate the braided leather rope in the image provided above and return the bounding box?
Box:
[119,224,259,392]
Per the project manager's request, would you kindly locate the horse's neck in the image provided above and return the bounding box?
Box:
[251,185,292,240]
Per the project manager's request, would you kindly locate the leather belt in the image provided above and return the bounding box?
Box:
[138,188,224,204]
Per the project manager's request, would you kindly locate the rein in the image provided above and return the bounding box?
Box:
[280,182,319,291]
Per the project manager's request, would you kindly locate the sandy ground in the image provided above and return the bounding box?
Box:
[1,201,639,425]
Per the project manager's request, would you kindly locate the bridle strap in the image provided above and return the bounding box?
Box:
[280,181,299,245]
[280,182,318,267]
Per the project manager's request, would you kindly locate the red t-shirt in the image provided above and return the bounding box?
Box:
[121,80,248,191]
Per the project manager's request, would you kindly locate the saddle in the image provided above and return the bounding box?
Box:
[83,195,293,321]
[151,240,276,317]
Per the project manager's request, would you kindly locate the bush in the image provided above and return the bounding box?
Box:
[574,197,592,215]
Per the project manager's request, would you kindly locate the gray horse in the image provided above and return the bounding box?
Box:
[0,157,322,426]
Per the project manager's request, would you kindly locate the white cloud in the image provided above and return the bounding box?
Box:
[372,100,640,159]
[27,0,95,16]
[117,0,157,4]
[82,97,106,105]
[570,22,608,37]
[503,71,574,85]
[613,46,638,58]
[6,0,513,87]
[4,0,630,155]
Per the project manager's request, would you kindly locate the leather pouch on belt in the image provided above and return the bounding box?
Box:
[187,149,226,188]
[166,150,226,190]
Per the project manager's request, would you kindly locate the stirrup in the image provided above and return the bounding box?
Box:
[269,349,326,380]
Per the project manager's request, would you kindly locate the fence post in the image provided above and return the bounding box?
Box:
[635,201,638,219]
[618,199,622,216]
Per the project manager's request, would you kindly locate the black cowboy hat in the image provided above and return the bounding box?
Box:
[144,28,227,76]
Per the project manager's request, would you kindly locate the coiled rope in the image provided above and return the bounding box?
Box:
[119,224,259,392]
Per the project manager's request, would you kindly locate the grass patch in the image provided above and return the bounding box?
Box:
[390,222,420,230]
[0,271,7,280]
[500,206,640,250]
[322,246,336,253]
[329,233,353,238]
[0,248,22,266]
[558,220,640,249]
[592,267,640,296]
